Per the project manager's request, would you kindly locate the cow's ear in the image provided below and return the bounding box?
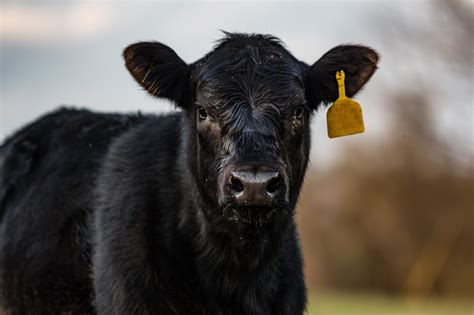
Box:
[124,42,189,106]
[304,45,379,109]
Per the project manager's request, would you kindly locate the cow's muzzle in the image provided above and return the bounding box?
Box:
[219,163,289,208]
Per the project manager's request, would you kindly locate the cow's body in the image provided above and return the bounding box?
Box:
[0,33,378,314]
[0,108,305,314]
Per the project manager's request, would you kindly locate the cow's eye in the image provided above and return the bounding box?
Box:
[295,106,304,119]
[197,107,208,120]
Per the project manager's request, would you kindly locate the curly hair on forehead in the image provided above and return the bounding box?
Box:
[214,31,285,50]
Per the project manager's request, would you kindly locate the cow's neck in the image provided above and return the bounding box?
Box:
[178,125,289,310]
[180,197,291,311]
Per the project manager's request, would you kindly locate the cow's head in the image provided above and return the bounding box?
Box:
[124,33,378,237]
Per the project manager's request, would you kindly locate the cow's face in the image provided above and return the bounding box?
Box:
[124,33,378,234]
[189,38,310,229]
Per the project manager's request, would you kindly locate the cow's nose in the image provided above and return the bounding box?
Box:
[229,170,287,206]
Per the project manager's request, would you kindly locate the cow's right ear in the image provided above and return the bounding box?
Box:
[124,42,189,106]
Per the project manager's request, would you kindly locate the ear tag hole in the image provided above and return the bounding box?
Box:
[326,70,365,138]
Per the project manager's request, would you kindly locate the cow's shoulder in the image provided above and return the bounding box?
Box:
[95,111,184,200]
[101,111,184,168]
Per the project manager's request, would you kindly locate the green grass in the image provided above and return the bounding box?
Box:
[306,292,473,315]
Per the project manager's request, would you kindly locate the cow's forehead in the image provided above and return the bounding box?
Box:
[194,41,305,111]
[196,38,302,80]
[197,75,304,111]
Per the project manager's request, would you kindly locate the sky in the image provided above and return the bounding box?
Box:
[1,0,472,167]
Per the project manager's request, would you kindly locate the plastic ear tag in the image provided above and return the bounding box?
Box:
[327,70,365,138]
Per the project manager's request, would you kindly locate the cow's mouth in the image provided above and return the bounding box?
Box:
[223,204,288,226]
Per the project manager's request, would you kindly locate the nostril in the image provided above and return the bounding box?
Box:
[266,175,281,194]
[230,175,244,194]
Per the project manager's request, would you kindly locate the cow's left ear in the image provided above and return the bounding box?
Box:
[304,45,379,109]
[124,42,189,106]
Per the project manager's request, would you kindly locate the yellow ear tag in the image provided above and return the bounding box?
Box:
[327,70,365,138]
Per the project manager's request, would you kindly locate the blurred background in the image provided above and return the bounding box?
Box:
[1,0,473,314]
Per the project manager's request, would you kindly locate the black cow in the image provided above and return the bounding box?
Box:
[0,32,378,314]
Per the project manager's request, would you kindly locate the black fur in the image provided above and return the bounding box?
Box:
[0,33,378,314]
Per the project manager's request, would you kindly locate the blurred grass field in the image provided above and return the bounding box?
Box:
[306,292,473,315]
